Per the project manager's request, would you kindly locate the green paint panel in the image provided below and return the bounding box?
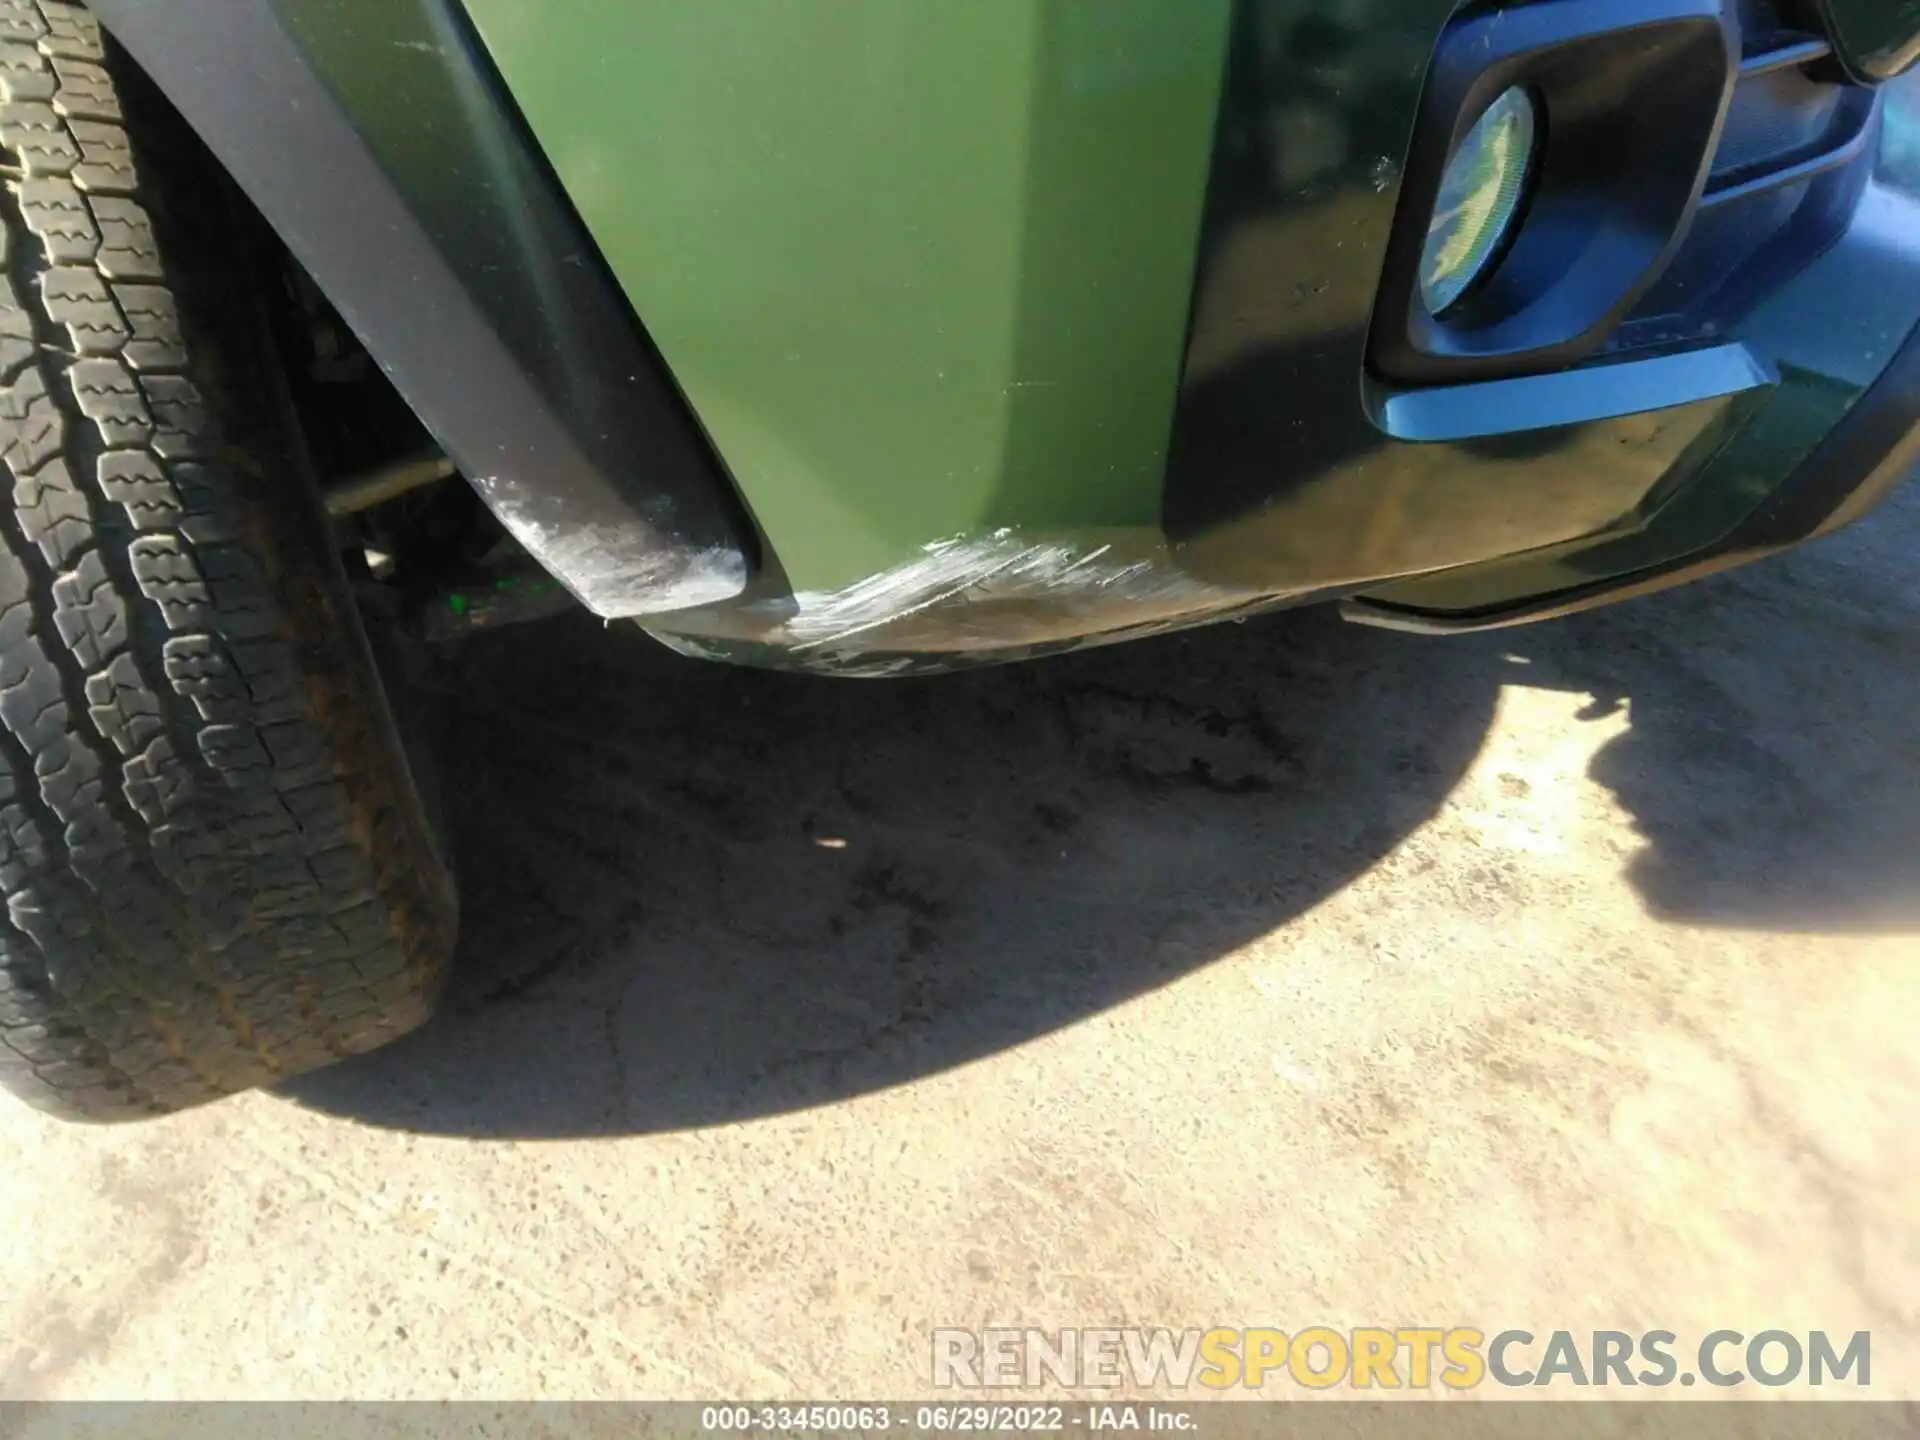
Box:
[459,0,1230,592]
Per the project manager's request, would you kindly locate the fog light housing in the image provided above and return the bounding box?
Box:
[1419,87,1539,315]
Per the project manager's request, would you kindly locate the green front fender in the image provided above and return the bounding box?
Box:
[460,0,1230,596]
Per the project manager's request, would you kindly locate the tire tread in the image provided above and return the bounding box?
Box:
[0,0,454,1120]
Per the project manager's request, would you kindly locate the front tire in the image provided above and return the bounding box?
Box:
[0,0,456,1120]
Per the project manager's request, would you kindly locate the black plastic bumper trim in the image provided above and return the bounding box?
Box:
[1699,108,1877,210]
[1343,314,1920,633]
[1809,0,1920,83]
[1367,0,1741,387]
[86,0,753,618]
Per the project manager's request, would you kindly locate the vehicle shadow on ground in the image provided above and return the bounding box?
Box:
[284,603,1506,1137]
[283,492,1920,1137]
[1516,482,1920,937]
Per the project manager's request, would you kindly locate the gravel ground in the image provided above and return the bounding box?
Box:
[2,483,1916,1402]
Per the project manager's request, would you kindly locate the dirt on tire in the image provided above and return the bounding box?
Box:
[0,0,455,1120]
